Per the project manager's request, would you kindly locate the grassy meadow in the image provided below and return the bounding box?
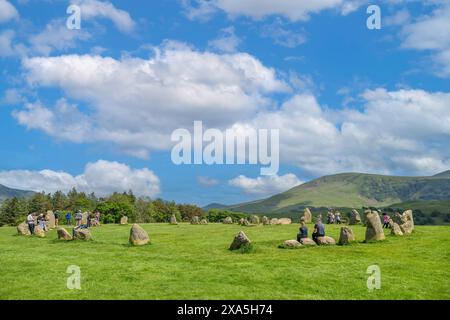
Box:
[0,223,449,300]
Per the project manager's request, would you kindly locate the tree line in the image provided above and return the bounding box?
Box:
[0,189,253,226]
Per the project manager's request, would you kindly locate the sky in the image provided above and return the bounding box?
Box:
[0,0,449,206]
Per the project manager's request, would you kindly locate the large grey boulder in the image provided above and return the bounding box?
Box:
[170,214,178,225]
[34,225,46,238]
[249,215,260,225]
[270,218,279,225]
[349,209,361,225]
[73,228,92,240]
[316,236,336,245]
[229,231,251,250]
[281,240,302,249]
[277,218,292,225]
[57,227,73,241]
[262,216,270,225]
[299,238,317,246]
[365,210,385,241]
[46,210,56,229]
[120,216,128,225]
[223,216,233,224]
[17,222,31,235]
[338,226,355,245]
[129,224,150,246]
[191,216,200,225]
[389,218,403,236]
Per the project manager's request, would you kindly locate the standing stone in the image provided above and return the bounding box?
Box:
[300,238,317,246]
[389,218,403,236]
[249,215,260,225]
[349,209,361,225]
[191,216,200,224]
[90,219,100,227]
[338,226,355,245]
[46,210,56,229]
[17,222,31,235]
[34,225,45,238]
[57,228,73,241]
[302,208,312,223]
[400,210,414,235]
[223,216,233,224]
[170,214,178,225]
[277,218,292,225]
[200,219,208,225]
[120,216,128,225]
[365,211,385,241]
[81,212,88,225]
[129,224,150,246]
[73,228,92,240]
[262,216,270,225]
[270,218,279,225]
[229,231,251,250]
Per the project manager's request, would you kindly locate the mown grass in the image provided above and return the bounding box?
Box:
[0,223,449,300]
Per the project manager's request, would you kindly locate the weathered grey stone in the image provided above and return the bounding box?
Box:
[57,227,72,241]
[17,222,31,235]
[249,215,260,225]
[81,212,88,225]
[365,211,385,241]
[299,238,317,246]
[389,219,403,236]
[302,208,312,223]
[277,218,292,225]
[281,240,302,249]
[170,214,178,225]
[120,216,128,225]
[262,216,270,225]
[129,224,150,246]
[200,219,208,225]
[229,231,251,250]
[338,226,355,245]
[349,209,361,225]
[191,216,200,224]
[270,218,279,225]
[34,225,45,238]
[223,216,233,224]
[46,210,55,229]
[73,228,92,240]
[316,236,336,245]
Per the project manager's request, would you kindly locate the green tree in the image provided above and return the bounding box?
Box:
[0,197,28,226]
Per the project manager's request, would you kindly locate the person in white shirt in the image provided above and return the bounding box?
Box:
[26,213,35,234]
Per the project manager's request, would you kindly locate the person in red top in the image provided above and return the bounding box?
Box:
[382,213,390,228]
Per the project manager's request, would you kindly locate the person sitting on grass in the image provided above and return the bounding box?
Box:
[297,221,308,242]
[27,213,35,234]
[312,218,325,244]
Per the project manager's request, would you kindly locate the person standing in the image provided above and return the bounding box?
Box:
[335,212,342,224]
[26,213,35,234]
[382,213,390,228]
[37,213,46,231]
[65,211,72,226]
[54,211,60,227]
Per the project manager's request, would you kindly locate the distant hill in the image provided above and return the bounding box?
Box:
[225,171,450,214]
[0,184,35,202]
[202,203,229,211]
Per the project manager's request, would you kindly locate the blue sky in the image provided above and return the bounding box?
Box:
[0,0,449,206]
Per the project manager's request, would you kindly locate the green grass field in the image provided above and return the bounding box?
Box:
[0,223,449,300]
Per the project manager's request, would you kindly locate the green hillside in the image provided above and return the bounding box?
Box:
[0,184,34,203]
[227,171,450,214]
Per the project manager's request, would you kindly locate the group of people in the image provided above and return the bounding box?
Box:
[296,219,327,244]
[25,210,101,235]
[326,209,342,224]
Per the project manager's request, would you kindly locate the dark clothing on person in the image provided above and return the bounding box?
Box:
[297,225,308,242]
[312,222,325,244]
[28,222,35,234]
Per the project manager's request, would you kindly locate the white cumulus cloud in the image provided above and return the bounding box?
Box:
[0,160,160,197]
[229,173,302,196]
[0,0,19,23]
